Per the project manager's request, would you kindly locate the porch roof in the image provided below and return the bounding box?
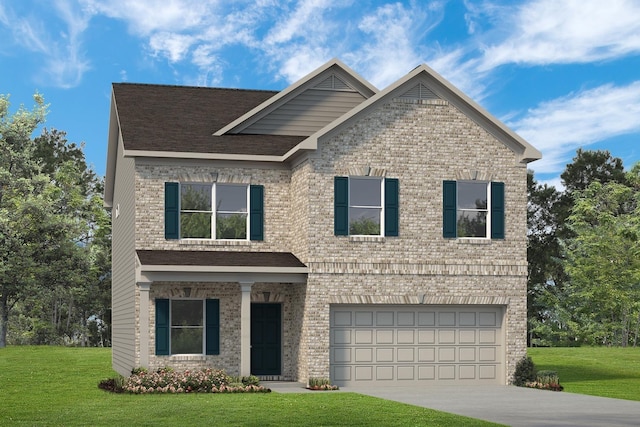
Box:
[135,250,308,283]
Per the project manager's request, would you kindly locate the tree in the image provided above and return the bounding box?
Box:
[0,93,110,347]
[562,168,640,346]
[527,149,630,346]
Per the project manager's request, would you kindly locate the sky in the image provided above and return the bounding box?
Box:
[1,0,639,189]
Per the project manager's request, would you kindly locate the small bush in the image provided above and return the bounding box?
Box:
[307,377,339,390]
[98,375,126,393]
[526,370,563,391]
[513,355,537,386]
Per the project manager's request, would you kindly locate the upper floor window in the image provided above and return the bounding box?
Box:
[180,183,248,239]
[443,180,504,239]
[334,176,399,237]
[165,182,263,241]
[349,177,383,235]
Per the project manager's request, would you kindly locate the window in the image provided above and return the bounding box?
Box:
[165,183,263,241]
[349,177,383,235]
[334,176,399,236]
[443,181,504,239]
[171,300,204,354]
[156,299,219,356]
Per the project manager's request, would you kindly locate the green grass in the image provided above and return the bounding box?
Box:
[0,346,500,427]
[528,347,640,401]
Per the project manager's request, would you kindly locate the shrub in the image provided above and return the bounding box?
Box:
[98,375,126,393]
[526,370,563,391]
[307,377,339,390]
[99,368,271,394]
[513,355,537,386]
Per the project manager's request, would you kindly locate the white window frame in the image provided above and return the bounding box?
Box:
[179,183,249,240]
[170,299,205,355]
[457,181,491,239]
[348,176,385,237]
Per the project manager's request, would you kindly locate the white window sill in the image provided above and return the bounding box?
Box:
[349,235,385,242]
[179,239,251,246]
[456,238,492,245]
[169,354,208,361]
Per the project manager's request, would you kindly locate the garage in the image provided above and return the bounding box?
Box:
[330,305,504,386]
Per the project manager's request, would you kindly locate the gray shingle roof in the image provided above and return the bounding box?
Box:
[112,83,305,156]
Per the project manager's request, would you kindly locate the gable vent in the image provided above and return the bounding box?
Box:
[398,83,439,100]
[314,74,354,91]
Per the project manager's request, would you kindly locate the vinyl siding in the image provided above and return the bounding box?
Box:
[243,89,366,136]
[111,133,137,376]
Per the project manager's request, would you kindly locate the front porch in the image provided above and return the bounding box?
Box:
[134,250,307,378]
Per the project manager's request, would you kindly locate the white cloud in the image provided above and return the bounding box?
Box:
[0,0,91,88]
[477,0,640,70]
[149,32,195,63]
[81,0,214,35]
[509,81,640,174]
[347,2,444,89]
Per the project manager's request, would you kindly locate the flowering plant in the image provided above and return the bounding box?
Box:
[99,368,271,394]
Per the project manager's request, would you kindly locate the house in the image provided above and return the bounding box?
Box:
[104,58,541,386]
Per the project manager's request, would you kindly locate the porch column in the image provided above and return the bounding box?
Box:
[240,282,253,376]
[137,281,152,368]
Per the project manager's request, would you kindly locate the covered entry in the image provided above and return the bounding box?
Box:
[330,305,504,385]
[251,303,282,375]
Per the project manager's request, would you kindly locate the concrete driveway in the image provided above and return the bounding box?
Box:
[264,382,640,426]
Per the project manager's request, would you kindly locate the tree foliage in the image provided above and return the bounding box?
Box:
[528,149,640,347]
[0,93,110,347]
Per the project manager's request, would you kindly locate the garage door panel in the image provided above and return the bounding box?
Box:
[479,365,497,379]
[459,330,476,344]
[459,312,477,326]
[397,348,415,362]
[479,329,498,344]
[355,311,373,326]
[438,329,456,344]
[355,348,373,362]
[397,312,415,326]
[355,329,373,344]
[376,348,394,362]
[376,329,394,344]
[332,329,352,345]
[418,329,435,343]
[459,365,476,380]
[376,311,394,326]
[418,312,436,326]
[333,311,352,326]
[459,347,476,362]
[418,347,436,362]
[332,347,351,363]
[330,305,503,386]
[438,312,456,326]
[397,330,415,344]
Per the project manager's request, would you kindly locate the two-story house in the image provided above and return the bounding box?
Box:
[104,59,541,386]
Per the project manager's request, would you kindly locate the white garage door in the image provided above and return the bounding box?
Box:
[330,305,504,386]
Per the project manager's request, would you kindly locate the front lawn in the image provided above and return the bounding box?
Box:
[528,347,640,401]
[0,346,500,426]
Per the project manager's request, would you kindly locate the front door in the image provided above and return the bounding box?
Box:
[251,303,281,376]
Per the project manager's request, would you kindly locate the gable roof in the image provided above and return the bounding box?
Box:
[214,58,377,137]
[112,84,305,156]
[293,63,542,165]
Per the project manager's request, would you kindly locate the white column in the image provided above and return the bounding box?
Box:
[240,282,253,376]
[138,282,152,368]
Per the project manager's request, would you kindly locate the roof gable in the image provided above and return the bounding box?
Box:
[214,58,377,137]
[292,64,542,165]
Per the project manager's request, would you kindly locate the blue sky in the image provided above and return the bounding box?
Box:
[2,0,639,188]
